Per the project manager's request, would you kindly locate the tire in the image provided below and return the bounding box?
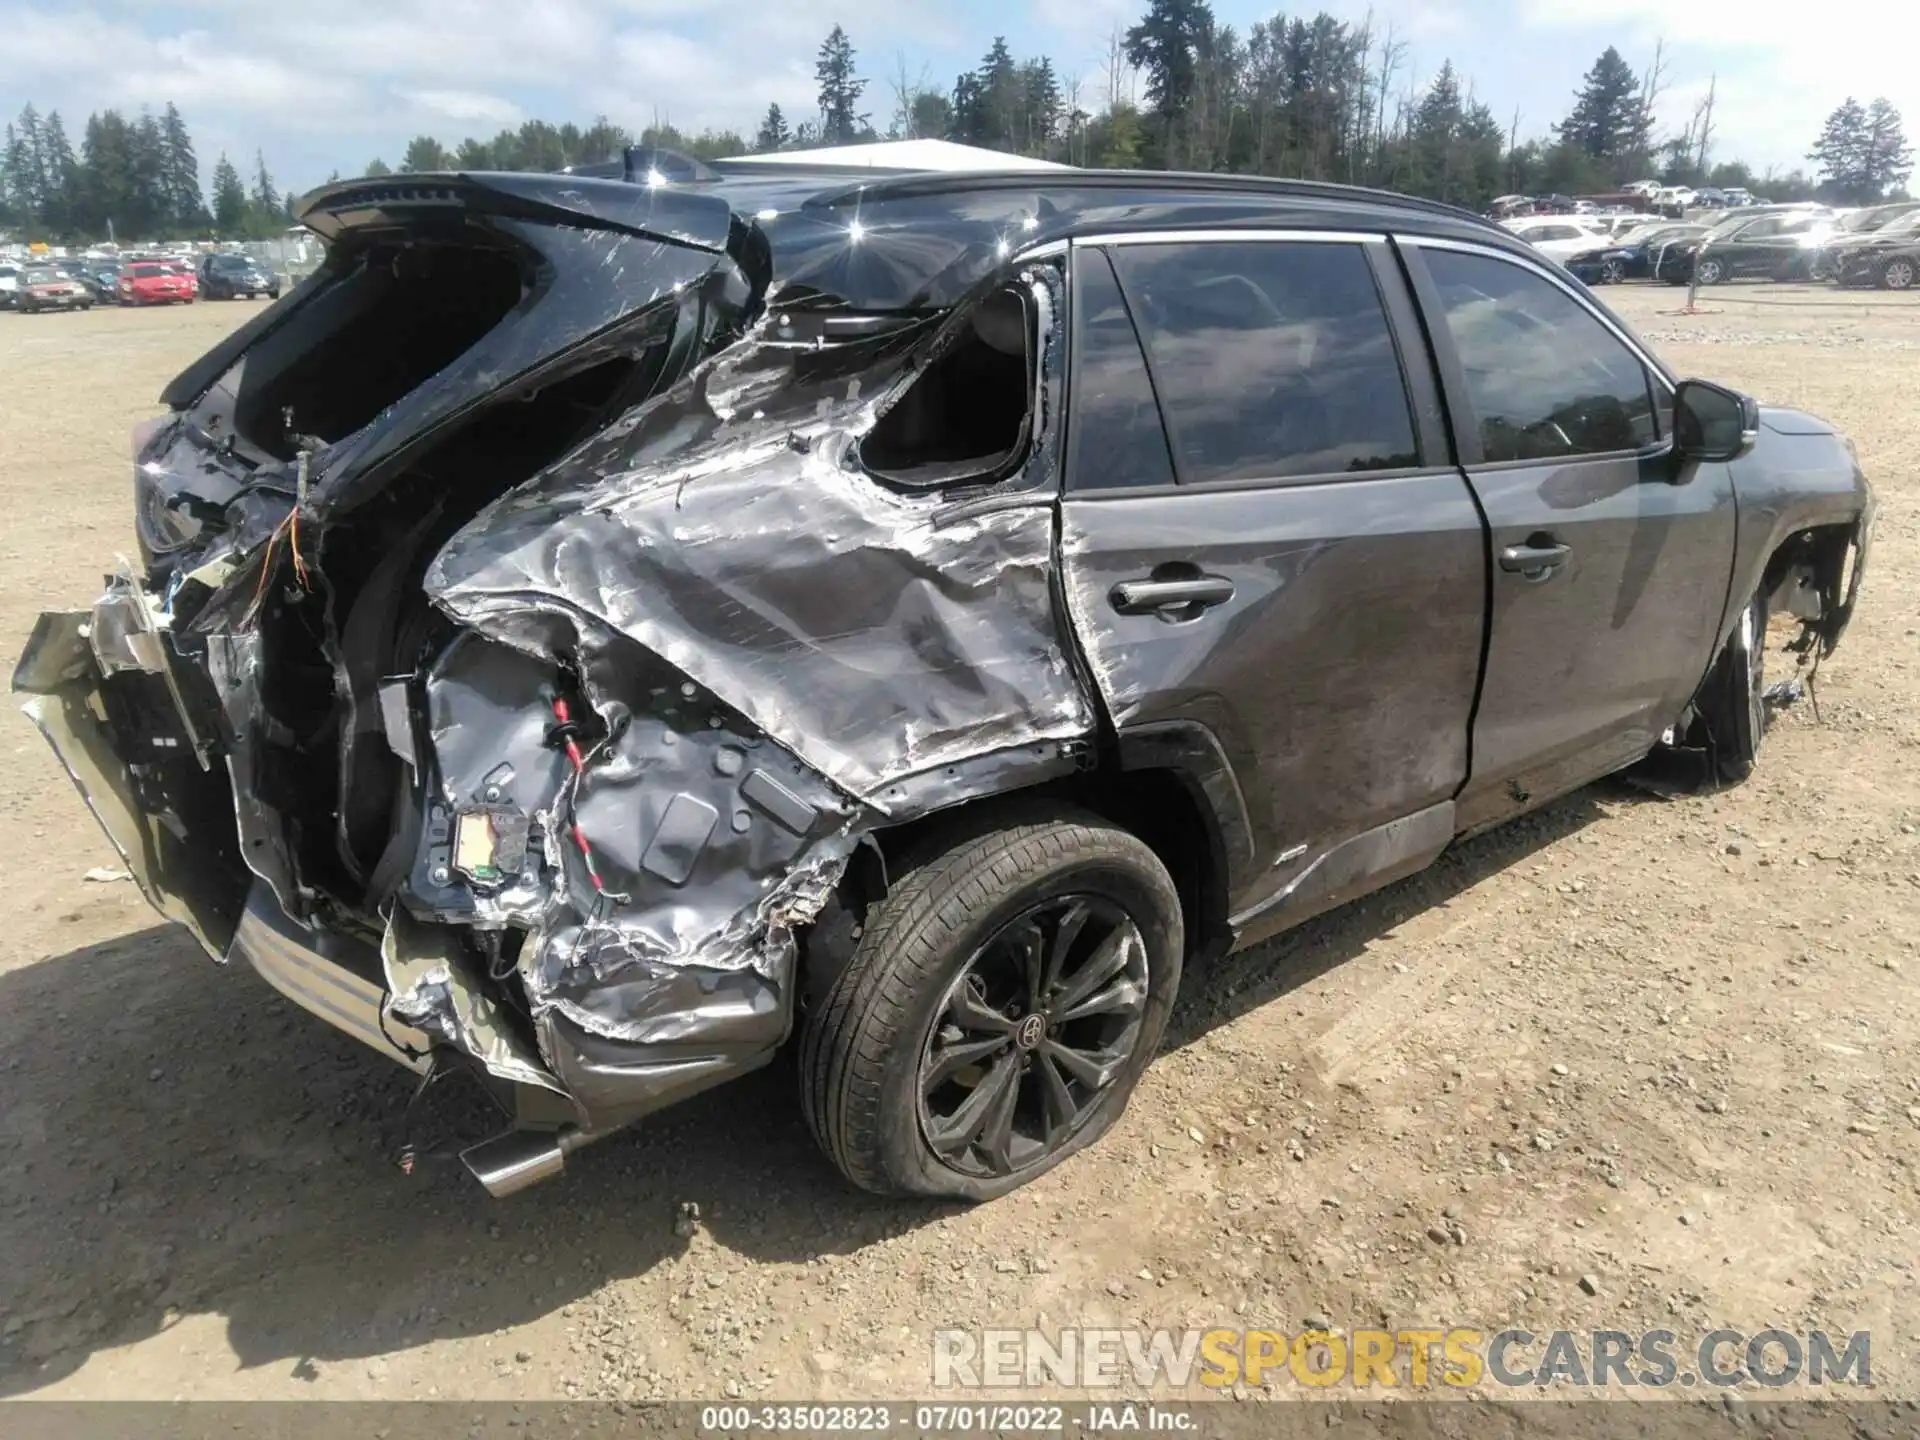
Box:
[801,807,1183,1200]
[1806,254,1833,283]
[1884,257,1917,291]
[1691,590,1769,785]
[1694,257,1726,285]
[1599,257,1626,284]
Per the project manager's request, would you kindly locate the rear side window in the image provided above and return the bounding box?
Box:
[1422,248,1660,462]
[1066,249,1177,491]
[1109,240,1420,484]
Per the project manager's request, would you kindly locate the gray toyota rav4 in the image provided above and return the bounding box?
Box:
[15,157,1872,1201]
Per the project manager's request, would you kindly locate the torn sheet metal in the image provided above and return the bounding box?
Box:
[406,620,860,1044]
[381,907,567,1095]
[425,266,1090,806]
[13,610,245,957]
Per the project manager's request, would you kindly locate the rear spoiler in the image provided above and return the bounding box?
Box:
[294,170,738,251]
[161,173,748,411]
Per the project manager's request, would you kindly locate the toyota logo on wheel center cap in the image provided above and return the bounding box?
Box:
[1015,1014,1046,1050]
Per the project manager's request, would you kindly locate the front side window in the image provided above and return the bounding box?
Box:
[1108,239,1419,484]
[1422,248,1659,462]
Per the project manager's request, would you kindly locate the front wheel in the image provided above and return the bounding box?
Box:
[1694,257,1726,285]
[1690,591,1769,784]
[1885,258,1917,291]
[1599,257,1626,284]
[801,809,1183,1200]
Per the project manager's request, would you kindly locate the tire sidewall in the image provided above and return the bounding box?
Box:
[875,845,1182,1202]
[1708,592,1767,781]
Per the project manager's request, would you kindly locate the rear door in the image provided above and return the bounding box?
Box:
[1398,238,1737,830]
[1057,232,1487,939]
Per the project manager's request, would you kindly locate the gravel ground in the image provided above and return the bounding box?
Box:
[0,285,1914,1403]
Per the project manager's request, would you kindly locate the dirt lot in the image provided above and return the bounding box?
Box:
[0,286,1915,1404]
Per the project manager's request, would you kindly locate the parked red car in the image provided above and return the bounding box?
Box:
[118,262,196,305]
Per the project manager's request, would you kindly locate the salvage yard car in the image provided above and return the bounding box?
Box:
[14,161,1874,1203]
[198,250,282,301]
[1826,209,1920,290]
[13,265,94,312]
[117,260,196,305]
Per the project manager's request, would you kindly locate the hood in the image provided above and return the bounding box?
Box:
[1760,406,1837,437]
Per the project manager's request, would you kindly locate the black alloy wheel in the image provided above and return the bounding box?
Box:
[918,894,1148,1179]
[801,807,1182,1200]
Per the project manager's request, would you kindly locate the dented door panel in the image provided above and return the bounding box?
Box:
[1060,475,1487,924]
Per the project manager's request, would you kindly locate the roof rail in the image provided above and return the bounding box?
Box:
[800,167,1493,227]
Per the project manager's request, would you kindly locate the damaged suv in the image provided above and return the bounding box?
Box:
[16,159,1872,1202]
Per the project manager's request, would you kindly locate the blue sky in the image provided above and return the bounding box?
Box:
[2,0,1911,196]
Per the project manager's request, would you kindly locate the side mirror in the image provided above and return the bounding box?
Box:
[1673,378,1759,463]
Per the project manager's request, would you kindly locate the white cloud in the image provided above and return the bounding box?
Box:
[395,88,526,129]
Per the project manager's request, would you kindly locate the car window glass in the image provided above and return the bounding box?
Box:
[1109,240,1419,484]
[1423,248,1659,462]
[1066,249,1177,492]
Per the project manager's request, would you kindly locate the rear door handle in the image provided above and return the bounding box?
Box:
[1110,575,1236,616]
[1498,542,1571,579]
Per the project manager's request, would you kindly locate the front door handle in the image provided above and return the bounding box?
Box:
[1498,541,1571,580]
[1110,575,1236,617]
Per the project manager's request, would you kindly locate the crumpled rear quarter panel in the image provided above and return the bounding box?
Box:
[425,288,1092,807]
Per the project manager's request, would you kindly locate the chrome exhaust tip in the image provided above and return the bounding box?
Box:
[461,1129,574,1198]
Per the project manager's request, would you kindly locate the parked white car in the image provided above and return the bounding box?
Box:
[1503,216,1613,261]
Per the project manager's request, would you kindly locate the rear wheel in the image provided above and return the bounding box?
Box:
[801,809,1183,1200]
[1691,590,1769,784]
[1885,258,1916,291]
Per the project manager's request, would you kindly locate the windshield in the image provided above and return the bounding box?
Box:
[1876,212,1920,238]
[212,255,254,269]
[130,264,164,279]
[1842,206,1918,233]
[24,268,58,285]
